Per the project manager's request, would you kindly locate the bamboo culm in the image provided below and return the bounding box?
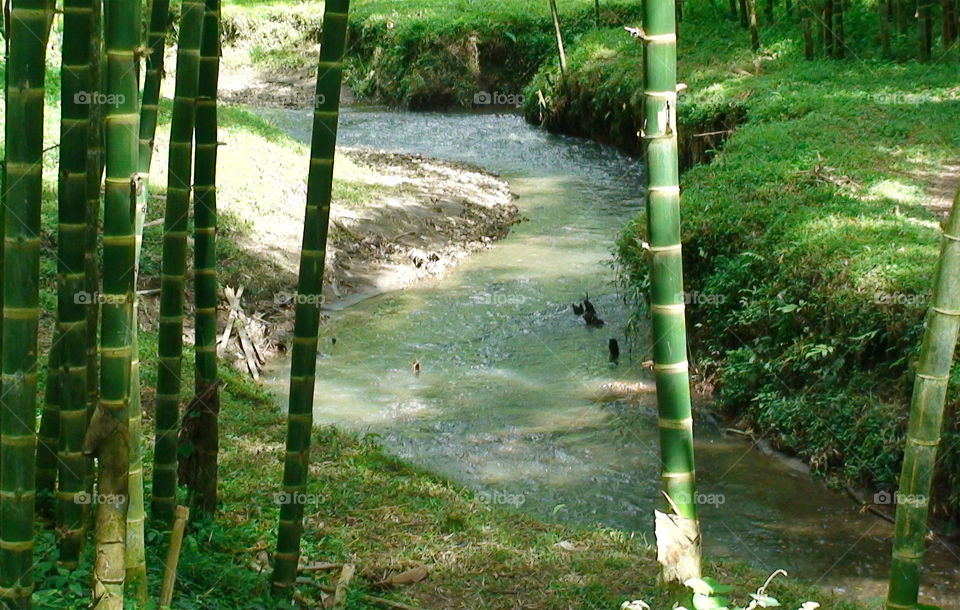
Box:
[151,0,205,528]
[1,0,54,605]
[271,0,352,592]
[56,0,100,570]
[80,0,140,606]
[180,0,223,517]
[640,0,702,582]
[885,188,960,607]
[126,0,173,596]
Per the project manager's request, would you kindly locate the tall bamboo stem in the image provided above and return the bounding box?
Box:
[641,0,702,582]
[181,0,222,517]
[151,0,205,528]
[1,0,53,605]
[81,0,141,606]
[271,0,351,592]
[885,189,960,608]
[56,0,100,570]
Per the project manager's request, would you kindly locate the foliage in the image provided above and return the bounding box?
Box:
[523,5,960,523]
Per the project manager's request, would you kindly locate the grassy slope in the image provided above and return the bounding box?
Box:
[528,4,960,520]
[222,0,649,108]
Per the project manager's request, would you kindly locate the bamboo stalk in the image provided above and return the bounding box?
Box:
[81,0,141,606]
[181,0,222,517]
[548,0,567,76]
[125,0,173,597]
[151,0,205,528]
[159,505,190,608]
[639,0,702,582]
[885,188,960,607]
[271,0,352,593]
[0,0,54,605]
[56,0,100,570]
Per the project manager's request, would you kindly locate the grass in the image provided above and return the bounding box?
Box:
[527,2,960,523]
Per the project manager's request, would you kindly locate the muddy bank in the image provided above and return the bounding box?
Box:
[238,147,519,310]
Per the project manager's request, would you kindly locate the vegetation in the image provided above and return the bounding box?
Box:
[525,5,960,526]
[1,0,957,606]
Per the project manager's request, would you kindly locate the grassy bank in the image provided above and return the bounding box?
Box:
[528,4,960,523]
[222,0,650,109]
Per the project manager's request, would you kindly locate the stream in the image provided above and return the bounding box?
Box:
[257,109,960,607]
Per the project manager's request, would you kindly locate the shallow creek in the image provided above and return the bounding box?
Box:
[257,109,959,607]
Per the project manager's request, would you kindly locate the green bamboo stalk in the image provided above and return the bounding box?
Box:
[271,0,351,592]
[151,0,205,528]
[55,0,100,570]
[640,0,702,583]
[83,0,104,503]
[80,0,141,605]
[181,0,222,517]
[1,1,53,605]
[885,189,960,608]
[125,0,173,596]
[35,343,61,517]
[548,0,567,76]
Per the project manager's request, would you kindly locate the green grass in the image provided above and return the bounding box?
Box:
[527,2,960,522]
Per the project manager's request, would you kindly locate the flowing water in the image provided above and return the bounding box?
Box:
[257,109,960,607]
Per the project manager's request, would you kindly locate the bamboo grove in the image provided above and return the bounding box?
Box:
[713,0,960,58]
[0,0,362,604]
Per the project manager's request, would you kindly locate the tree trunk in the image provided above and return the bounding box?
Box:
[918,0,932,60]
[639,0,702,584]
[181,0,223,518]
[942,0,955,48]
[1,0,54,605]
[549,0,567,76]
[880,0,892,57]
[885,188,960,609]
[739,0,749,27]
[271,0,352,594]
[803,17,814,58]
[834,0,845,57]
[748,0,760,49]
[821,0,832,55]
[81,0,141,605]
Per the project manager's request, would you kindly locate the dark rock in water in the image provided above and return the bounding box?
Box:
[609,338,620,364]
[572,292,604,327]
[583,312,604,327]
